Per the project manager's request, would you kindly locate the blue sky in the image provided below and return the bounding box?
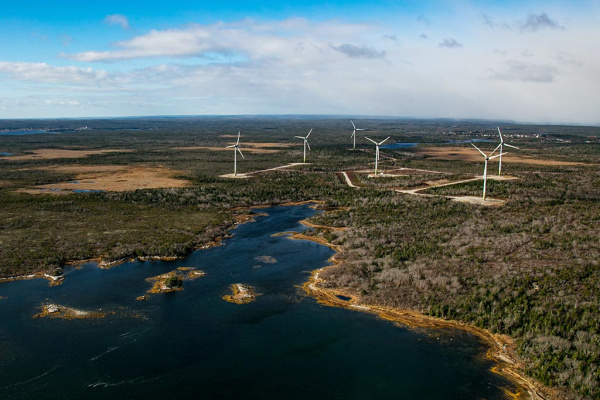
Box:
[0,0,599,123]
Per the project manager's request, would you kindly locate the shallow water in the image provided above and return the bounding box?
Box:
[0,205,515,399]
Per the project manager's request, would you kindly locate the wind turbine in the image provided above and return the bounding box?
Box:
[350,120,364,150]
[490,127,519,176]
[365,136,390,175]
[295,129,312,163]
[226,132,244,176]
[471,143,507,201]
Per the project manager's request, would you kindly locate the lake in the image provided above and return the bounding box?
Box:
[0,204,516,399]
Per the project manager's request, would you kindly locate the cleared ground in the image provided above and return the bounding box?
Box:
[415,146,586,166]
[1,148,134,161]
[174,142,297,154]
[18,165,191,194]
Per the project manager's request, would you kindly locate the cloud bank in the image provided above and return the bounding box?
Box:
[0,8,598,124]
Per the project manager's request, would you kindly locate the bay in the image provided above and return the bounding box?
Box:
[0,204,515,399]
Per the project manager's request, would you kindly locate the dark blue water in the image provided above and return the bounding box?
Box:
[380,142,418,149]
[0,205,515,400]
[0,130,49,135]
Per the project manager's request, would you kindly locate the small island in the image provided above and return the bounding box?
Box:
[254,255,277,264]
[222,284,258,304]
[140,267,206,300]
[33,304,106,320]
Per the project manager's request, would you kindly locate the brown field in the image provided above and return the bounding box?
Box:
[18,164,191,194]
[1,148,134,161]
[415,147,586,166]
[174,142,297,154]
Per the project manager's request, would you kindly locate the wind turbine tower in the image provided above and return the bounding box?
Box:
[226,132,244,176]
[295,129,312,163]
[471,143,507,201]
[350,120,364,150]
[491,127,519,176]
[365,136,390,175]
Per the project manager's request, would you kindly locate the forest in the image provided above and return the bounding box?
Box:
[0,116,599,399]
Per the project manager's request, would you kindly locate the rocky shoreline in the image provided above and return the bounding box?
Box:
[292,218,551,400]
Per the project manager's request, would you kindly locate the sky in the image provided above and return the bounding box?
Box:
[0,0,599,124]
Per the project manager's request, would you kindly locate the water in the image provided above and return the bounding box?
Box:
[0,205,516,399]
[380,142,418,149]
[0,130,49,135]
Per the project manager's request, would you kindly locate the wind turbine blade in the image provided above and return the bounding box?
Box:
[378,136,390,146]
[497,127,504,143]
[471,143,487,158]
[357,128,365,131]
[237,147,244,159]
[490,143,502,155]
[351,120,357,129]
[295,136,305,139]
[236,131,241,145]
[489,152,508,160]
[351,130,356,138]
[306,141,311,151]
[505,144,520,150]
[306,128,312,138]
[365,137,377,145]
[226,144,236,148]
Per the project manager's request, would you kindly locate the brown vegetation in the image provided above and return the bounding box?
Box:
[415,147,586,166]
[174,142,297,154]
[1,148,134,161]
[32,304,106,320]
[222,284,258,304]
[18,164,191,194]
[145,267,205,296]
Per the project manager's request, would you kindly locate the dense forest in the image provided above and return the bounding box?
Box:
[0,117,599,399]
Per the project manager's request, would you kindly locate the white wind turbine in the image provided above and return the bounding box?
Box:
[365,136,390,175]
[226,132,244,176]
[295,129,312,163]
[491,127,519,176]
[350,120,364,150]
[471,143,507,201]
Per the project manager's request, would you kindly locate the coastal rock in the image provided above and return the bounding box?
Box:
[33,304,106,320]
[254,255,277,264]
[142,267,206,298]
[222,284,258,304]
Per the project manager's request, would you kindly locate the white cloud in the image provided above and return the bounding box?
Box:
[0,62,111,85]
[2,11,599,123]
[104,14,130,30]
[67,19,374,62]
[44,99,81,106]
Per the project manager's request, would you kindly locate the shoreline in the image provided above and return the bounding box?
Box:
[291,220,550,400]
[1,201,551,398]
[0,210,260,285]
[0,201,327,285]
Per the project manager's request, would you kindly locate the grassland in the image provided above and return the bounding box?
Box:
[1,116,599,399]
